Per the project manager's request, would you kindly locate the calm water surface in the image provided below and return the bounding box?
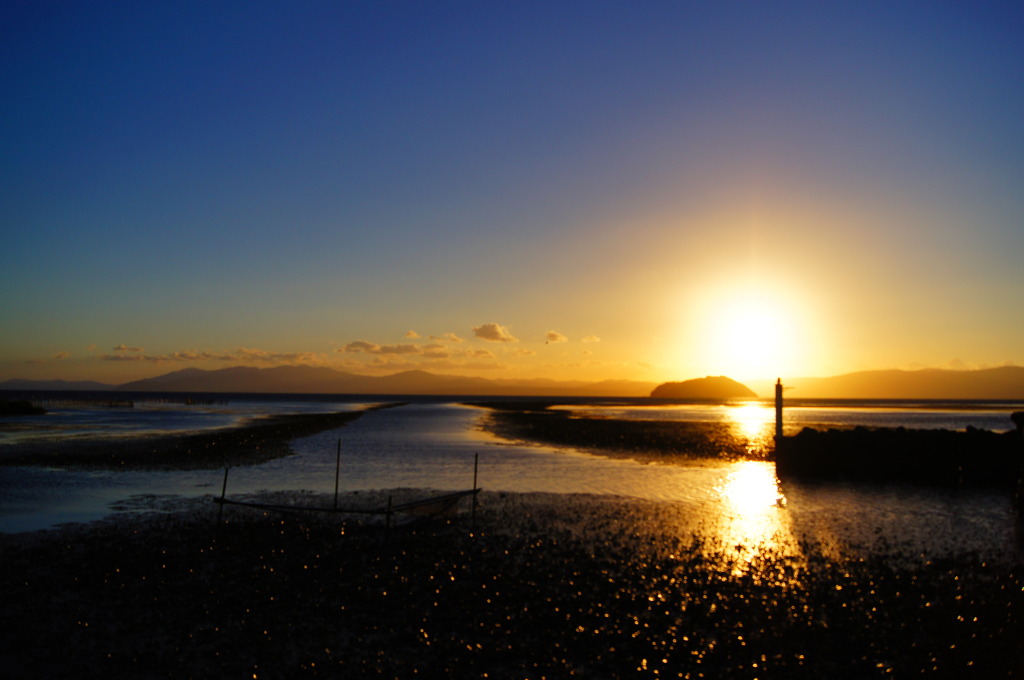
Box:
[0,401,1019,564]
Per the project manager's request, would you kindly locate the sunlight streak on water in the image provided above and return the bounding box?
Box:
[727,404,774,440]
[712,461,802,577]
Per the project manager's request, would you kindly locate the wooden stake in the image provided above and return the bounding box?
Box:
[218,467,229,524]
[472,453,479,532]
[334,438,341,510]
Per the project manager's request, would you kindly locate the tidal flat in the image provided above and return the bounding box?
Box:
[2,401,1022,677]
[1,491,1021,679]
[0,407,390,470]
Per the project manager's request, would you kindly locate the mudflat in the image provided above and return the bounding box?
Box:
[0,407,391,470]
[472,401,771,463]
[1,491,1020,678]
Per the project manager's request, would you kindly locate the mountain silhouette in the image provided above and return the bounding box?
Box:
[104,366,658,397]
[749,366,1024,399]
[4,365,1023,399]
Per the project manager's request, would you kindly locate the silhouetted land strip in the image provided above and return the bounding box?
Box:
[472,401,770,463]
[1,492,1020,678]
[0,399,46,416]
[0,405,397,470]
[777,425,1023,488]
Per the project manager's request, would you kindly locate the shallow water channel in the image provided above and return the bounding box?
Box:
[0,402,1018,564]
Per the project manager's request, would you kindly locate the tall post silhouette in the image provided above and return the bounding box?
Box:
[774,378,784,442]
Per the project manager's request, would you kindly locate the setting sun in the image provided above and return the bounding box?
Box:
[688,284,805,381]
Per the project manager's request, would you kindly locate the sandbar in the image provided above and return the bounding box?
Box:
[0,405,396,470]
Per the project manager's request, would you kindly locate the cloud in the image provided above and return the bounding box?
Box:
[582,336,601,343]
[53,351,70,360]
[233,348,321,364]
[511,348,537,357]
[113,344,144,352]
[97,347,322,365]
[472,322,518,343]
[417,343,449,359]
[404,330,420,339]
[545,331,568,343]
[341,341,380,354]
[430,332,464,343]
[340,341,420,355]
[98,353,162,362]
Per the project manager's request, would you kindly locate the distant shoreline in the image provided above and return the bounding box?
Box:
[0,406,394,470]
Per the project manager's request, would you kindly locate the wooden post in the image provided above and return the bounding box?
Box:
[472,452,479,532]
[1012,412,1024,512]
[218,467,229,524]
[774,378,784,442]
[334,438,341,510]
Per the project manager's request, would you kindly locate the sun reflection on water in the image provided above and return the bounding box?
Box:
[726,403,775,457]
[713,461,802,579]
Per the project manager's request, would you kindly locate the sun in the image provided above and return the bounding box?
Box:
[691,285,801,381]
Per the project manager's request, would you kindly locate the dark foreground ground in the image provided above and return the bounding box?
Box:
[1,491,1022,679]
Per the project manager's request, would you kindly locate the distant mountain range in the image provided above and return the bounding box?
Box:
[0,366,658,397]
[2,365,1023,399]
[747,366,1024,400]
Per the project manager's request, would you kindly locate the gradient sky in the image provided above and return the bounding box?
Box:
[3,1,1023,385]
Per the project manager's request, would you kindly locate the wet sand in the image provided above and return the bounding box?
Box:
[1,491,1020,679]
[0,405,396,470]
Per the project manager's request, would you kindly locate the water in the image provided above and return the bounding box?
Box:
[0,397,373,445]
[0,399,1019,563]
[556,400,1023,433]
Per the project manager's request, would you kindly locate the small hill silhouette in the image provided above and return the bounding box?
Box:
[650,376,757,400]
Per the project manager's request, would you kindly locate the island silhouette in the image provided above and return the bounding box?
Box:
[649,376,757,400]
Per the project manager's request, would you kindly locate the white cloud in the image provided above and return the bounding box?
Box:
[582,336,601,343]
[404,330,420,339]
[473,322,518,343]
[53,351,70,360]
[113,344,144,352]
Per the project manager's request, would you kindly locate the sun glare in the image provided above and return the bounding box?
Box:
[728,403,774,443]
[691,285,803,381]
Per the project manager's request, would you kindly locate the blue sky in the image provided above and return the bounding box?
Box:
[3,1,1023,384]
